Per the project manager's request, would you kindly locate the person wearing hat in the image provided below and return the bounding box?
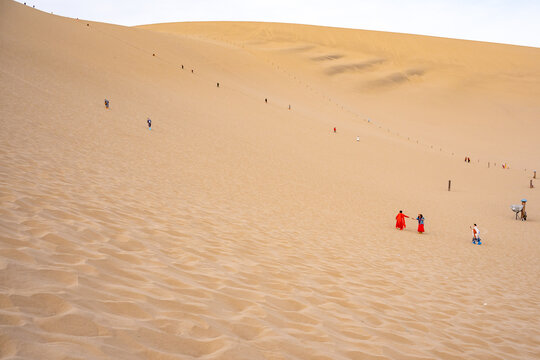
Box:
[521,199,527,221]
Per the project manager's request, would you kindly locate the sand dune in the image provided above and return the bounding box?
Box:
[1,0,540,359]
[142,21,540,169]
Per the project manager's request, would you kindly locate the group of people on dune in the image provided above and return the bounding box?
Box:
[396,211,482,245]
[395,211,424,233]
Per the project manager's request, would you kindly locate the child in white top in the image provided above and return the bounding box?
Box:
[470,224,481,245]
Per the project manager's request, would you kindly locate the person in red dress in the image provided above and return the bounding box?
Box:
[415,214,425,233]
[395,210,409,230]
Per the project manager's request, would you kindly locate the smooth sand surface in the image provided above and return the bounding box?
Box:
[1,1,540,359]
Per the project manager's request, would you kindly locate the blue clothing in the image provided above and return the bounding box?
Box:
[415,217,424,225]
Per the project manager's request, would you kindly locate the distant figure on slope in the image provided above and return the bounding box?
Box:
[104,99,109,109]
[356,136,360,142]
[265,98,268,103]
[395,210,409,230]
[520,199,527,221]
[333,127,336,133]
[147,118,152,130]
[415,214,425,233]
[470,224,481,245]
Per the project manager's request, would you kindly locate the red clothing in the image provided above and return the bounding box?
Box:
[418,224,425,233]
[396,213,409,230]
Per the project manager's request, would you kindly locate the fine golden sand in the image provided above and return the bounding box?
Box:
[1,1,540,359]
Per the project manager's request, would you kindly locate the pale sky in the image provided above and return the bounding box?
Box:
[17,0,540,48]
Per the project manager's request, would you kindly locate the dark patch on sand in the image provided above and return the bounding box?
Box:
[311,54,344,61]
[367,68,426,88]
[277,45,316,53]
[326,59,386,75]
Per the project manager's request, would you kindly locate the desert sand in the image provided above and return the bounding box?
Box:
[1,0,540,359]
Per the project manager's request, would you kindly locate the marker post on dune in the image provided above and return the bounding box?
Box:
[534,170,537,179]
[448,180,451,191]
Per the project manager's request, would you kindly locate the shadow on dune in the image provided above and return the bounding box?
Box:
[325,59,386,75]
[311,54,344,61]
[277,45,316,53]
[364,68,426,89]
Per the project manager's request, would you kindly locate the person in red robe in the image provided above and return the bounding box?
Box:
[395,210,409,230]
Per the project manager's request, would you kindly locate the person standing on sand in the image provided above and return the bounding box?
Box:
[415,214,425,233]
[334,127,336,133]
[395,210,409,230]
[147,118,152,130]
[520,199,527,221]
[104,99,109,109]
[471,224,481,245]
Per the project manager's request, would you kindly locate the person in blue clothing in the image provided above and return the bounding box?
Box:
[104,99,109,109]
[415,214,425,233]
[471,224,481,245]
[147,118,152,130]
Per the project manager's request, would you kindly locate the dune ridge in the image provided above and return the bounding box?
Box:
[1,1,540,359]
[142,21,540,169]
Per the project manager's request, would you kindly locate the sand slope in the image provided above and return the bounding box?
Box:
[142,21,540,169]
[1,1,540,359]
